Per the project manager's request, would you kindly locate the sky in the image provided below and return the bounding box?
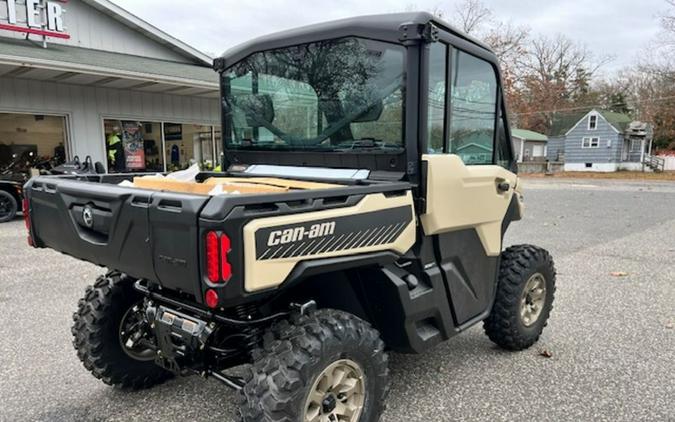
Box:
[113,0,667,74]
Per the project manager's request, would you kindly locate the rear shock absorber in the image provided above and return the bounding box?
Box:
[233,303,263,351]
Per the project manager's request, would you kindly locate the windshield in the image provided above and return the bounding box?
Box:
[222,37,405,152]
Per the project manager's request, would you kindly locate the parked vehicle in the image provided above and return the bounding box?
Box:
[0,178,23,223]
[23,12,556,421]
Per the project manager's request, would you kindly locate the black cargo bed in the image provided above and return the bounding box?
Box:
[25,172,411,300]
[26,176,209,296]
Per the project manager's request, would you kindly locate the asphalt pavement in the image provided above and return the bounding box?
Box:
[0,177,673,421]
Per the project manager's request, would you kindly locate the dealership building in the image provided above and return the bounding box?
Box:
[0,0,221,173]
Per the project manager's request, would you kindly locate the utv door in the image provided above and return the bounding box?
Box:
[420,40,519,325]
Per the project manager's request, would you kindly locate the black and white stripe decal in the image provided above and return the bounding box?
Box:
[254,205,413,260]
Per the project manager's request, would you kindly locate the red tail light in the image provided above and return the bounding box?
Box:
[22,197,30,230]
[220,233,232,281]
[205,231,232,284]
[205,231,220,282]
[22,197,33,247]
[205,289,219,309]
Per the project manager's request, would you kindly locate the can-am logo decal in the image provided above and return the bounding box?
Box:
[254,206,414,261]
[267,222,336,247]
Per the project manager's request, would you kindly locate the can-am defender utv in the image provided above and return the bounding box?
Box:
[23,12,556,421]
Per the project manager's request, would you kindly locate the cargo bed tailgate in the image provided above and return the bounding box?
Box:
[26,177,209,294]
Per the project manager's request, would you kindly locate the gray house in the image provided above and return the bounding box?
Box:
[511,129,548,163]
[550,109,653,172]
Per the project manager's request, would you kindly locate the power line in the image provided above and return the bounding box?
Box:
[511,95,675,116]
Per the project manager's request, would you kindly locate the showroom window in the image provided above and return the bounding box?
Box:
[163,123,217,171]
[0,113,68,175]
[104,120,163,173]
[103,119,221,173]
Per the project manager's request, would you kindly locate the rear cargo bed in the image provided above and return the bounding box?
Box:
[25,172,408,300]
[27,176,208,294]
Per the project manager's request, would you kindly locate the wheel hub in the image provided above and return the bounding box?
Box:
[321,394,337,413]
[118,303,156,361]
[0,197,9,214]
[520,273,547,327]
[304,359,365,422]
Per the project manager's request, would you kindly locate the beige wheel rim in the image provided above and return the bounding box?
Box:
[520,273,547,327]
[303,359,365,422]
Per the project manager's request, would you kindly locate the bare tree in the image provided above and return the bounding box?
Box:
[653,0,675,71]
[446,0,530,85]
[508,35,613,132]
[660,0,675,36]
[451,0,493,34]
[519,35,610,92]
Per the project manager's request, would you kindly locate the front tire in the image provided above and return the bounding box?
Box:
[484,245,556,351]
[0,190,17,223]
[71,272,172,389]
[240,309,390,422]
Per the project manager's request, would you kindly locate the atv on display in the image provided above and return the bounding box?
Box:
[24,12,556,421]
[0,178,23,223]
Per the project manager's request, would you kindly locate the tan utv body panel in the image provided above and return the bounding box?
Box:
[243,192,417,292]
[420,154,519,256]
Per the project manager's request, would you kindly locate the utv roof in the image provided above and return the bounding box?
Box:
[215,12,494,70]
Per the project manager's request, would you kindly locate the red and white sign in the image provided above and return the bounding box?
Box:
[0,0,69,39]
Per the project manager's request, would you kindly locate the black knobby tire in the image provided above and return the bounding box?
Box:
[0,190,18,223]
[71,272,172,389]
[239,309,390,422]
[484,244,556,351]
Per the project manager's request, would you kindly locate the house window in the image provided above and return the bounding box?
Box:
[630,139,641,152]
[582,137,599,148]
[588,114,597,130]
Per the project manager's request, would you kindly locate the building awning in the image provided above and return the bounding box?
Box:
[0,37,219,98]
[511,128,548,142]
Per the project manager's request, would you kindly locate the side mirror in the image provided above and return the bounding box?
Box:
[234,94,275,127]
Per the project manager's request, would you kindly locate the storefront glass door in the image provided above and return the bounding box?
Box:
[163,123,216,171]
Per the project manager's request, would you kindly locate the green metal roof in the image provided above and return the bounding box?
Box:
[549,109,632,137]
[511,128,548,141]
[549,111,587,137]
[599,110,632,132]
[0,36,218,87]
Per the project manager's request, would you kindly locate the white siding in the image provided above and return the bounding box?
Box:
[660,156,675,171]
[0,77,219,164]
[0,0,192,63]
[511,137,523,162]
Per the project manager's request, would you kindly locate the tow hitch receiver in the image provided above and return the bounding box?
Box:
[147,305,213,373]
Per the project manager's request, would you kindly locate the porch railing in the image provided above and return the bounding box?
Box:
[643,155,665,172]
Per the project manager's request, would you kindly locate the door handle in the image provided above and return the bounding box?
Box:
[497,181,510,193]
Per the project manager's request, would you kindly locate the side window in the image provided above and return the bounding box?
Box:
[495,103,514,169]
[427,42,447,153]
[448,50,498,165]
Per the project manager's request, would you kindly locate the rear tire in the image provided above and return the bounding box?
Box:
[0,190,17,223]
[71,272,173,389]
[484,245,556,351]
[239,309,390,422]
